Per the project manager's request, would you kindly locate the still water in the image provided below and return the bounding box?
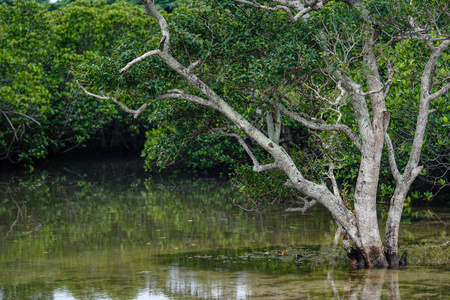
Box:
[0,158,449,299]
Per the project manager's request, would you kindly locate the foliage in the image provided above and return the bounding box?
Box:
[0,0,193,11]
[75,0,322,172]
[0,0,54,163]
[231,146,326,210]
[0,0,153,165]
[74,0,450,212]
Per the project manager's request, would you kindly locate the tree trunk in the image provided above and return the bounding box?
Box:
[352,149,387,268]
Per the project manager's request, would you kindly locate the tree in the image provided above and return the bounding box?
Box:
[78,0,450,268]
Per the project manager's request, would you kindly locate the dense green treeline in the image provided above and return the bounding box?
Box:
[1,0,241,174]
[1,0,449,208]
[0,0,189,11]
[0,0,154,167]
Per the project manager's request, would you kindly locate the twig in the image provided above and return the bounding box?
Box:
[0,110,19,141]
[187,53,211,72]
[77,82,149,118]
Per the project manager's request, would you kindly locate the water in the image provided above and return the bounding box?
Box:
[0,158,449,299]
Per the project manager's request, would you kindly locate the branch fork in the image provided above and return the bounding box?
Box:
[222,132,279,172]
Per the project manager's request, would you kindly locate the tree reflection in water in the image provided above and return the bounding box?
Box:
[34,267,444,299]
[328,269,401,300]
[159,267,447,299]
[0,159,448,299]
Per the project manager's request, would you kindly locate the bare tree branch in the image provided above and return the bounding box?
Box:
[328,163,343,202]
[120,49,161,74]
[422,40,450,102]
[399,38,450,172]
[426,40,450,101]
[285,199,318,213]
[384,16,449,258]
[357,79,392,97]
[429,81,450,102]
[0,110,19,141]
[304,80,347,106]
[141,0,171,53]
[187,53,211,72]
[233,0,323,22]
[385,33,450,47]
[79,80,219,117]
[280,105,362,151]
[224,132,279,172]
[9,112,41,126]
[274,102,282,144]
[384,133,402,182]
[77,82,149,118]
[156,91,220,110]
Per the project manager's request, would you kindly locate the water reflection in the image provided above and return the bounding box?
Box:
[157,267,449,299]
[328,269,392,299]
[0,159,449,299]
[22,266,448,299]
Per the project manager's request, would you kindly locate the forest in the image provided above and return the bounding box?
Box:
[0,0,193,168]
[1,0,449,268]
[1,0,448,195]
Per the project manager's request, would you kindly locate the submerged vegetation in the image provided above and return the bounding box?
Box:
[402,243,450,267]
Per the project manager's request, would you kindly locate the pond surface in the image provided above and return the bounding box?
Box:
[0,158,449,299]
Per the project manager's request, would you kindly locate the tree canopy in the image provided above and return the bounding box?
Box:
[0,0,157,165]
[77,0,450,268]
